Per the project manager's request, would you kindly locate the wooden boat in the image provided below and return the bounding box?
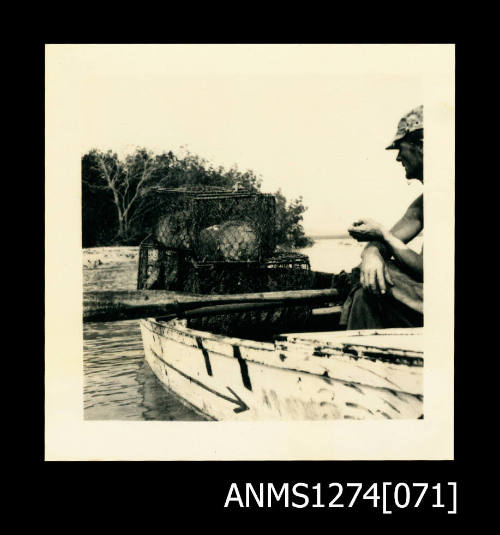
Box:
[139,311,423,420]
[106,189,423,419]
[84,272,423,420]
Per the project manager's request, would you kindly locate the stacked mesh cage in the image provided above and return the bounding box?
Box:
[137,235,191,291]
[183,253,313,337]
[152,187,276,262]
[137,186,314,337]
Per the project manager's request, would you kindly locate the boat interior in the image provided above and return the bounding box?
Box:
[179,303,345,343]
[151,269,350,343]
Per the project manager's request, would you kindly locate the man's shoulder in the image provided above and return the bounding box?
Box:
[410,193,423,206]
[409,194,423,210]
[405,194,423,220]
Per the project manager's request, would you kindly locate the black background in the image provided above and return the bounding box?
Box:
[35,39,474,523]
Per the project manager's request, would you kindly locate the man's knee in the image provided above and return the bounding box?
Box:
[352,286,380,309]
[345,286,384,330]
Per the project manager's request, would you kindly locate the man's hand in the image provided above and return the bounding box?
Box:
[348,218,386,242]
[360,246,394,295]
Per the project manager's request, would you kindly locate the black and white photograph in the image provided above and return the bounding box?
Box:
[45,44,454,461]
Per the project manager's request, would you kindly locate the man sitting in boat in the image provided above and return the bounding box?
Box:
[340,105,424,330]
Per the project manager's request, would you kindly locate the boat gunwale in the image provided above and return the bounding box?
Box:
[141,317,423,365]
[142,321,423,403]
[142,316,276,351]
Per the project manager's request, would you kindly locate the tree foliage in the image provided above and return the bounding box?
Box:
[274,190,314,249]
[82,147,313,249]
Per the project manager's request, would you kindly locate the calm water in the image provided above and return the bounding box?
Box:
[83,238,421,420]
[83,247,206,420]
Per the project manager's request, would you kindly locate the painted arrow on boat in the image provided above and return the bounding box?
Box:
[150,348,249,414]
[224,387,250,414]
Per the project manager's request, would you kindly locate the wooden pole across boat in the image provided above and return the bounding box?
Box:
[83,288,339,323]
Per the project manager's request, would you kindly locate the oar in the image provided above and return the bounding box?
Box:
[83,288,339,323]
[155,299,319,322]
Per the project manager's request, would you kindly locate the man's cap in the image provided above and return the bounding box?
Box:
[385,105,423,150]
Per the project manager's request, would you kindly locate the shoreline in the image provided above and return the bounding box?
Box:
[83,246,139,269]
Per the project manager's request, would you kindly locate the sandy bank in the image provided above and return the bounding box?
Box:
[83,246,139,269]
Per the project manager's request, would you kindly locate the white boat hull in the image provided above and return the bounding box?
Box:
[140,318,423,420]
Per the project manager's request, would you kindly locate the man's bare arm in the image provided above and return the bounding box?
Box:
[349,195,422,294]
[363,194,423,259]
[381,230,423,281]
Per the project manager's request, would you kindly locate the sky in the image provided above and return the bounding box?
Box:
[71,45,425,235]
